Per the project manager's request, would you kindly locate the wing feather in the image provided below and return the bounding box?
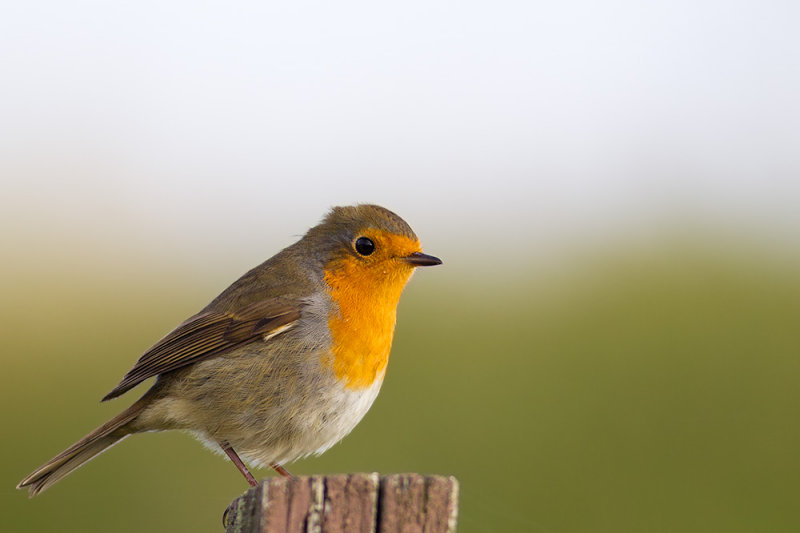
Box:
[102,299,301,401]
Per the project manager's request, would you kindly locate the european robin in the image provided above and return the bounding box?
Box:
[18,204,441,496]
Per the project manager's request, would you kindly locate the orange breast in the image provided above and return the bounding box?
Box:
[323,253,415,389]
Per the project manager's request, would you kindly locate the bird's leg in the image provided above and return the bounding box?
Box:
[269,462,293,478]
[219,441,258,487]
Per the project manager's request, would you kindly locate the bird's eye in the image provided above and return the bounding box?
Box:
[354,237,375,256]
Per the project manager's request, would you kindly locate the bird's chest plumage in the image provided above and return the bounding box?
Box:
[322,263,409,390]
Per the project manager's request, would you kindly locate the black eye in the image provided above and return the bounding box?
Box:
[354,237,375,256]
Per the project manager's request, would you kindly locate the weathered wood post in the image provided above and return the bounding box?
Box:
[224,473,459,533]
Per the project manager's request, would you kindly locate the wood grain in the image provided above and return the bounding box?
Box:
[225,473,458,533]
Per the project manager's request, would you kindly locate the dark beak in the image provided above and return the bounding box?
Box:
[403,252,442,267]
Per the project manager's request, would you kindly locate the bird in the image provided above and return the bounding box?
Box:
[18,204,441,496]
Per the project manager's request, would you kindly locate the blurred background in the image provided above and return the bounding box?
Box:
[2,1,799,532]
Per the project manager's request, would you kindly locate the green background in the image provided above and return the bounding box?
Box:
[3,235,798,532]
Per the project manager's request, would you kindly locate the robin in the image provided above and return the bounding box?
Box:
[18,204,441,496]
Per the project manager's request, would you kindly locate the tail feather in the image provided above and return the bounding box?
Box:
[18,398,148,497]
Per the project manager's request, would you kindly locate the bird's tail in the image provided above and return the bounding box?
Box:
[17,397,148,497]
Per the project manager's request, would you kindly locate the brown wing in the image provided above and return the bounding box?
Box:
[101,299,301,401]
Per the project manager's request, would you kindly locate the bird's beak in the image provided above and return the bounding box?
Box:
[403,251,442,267]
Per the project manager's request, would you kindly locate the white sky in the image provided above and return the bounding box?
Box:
[1,1,799,272]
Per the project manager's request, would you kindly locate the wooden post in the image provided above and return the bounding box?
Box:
[224,473,459,533]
